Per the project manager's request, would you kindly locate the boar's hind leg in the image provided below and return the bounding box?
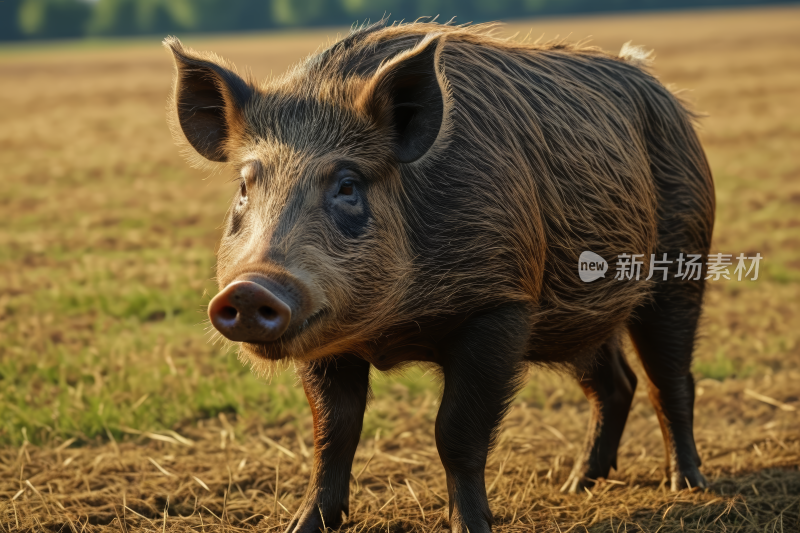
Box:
[285,355,370,533]
[561,336,637,493]
[435,305,529,533]
[628,289,707,491]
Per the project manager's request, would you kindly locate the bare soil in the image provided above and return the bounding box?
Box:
[2,370,799,531]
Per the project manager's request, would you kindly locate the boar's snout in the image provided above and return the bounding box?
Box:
[208,281,291,343]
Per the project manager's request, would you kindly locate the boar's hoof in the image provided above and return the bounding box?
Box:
[560,472,598,494]
[671,468,707,491]
[285,499,346,533]
[449,512,492,533]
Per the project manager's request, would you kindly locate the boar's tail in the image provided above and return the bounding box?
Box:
[619,41,655,69]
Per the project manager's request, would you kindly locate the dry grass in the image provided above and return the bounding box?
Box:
[0,4,799,532]
[2,369,798,532]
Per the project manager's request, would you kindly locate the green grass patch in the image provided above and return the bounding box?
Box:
[1,31,798,451]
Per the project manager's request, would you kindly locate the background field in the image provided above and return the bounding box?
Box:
[0,5,798,532]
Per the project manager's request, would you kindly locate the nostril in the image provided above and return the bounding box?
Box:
[220,306,238,320]
[258,306,277,320]
[208,280,292,342]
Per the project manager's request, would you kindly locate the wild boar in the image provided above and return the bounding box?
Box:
[164,18,714,533]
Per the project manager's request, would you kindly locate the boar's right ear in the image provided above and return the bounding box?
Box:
[164,36,253,163]
[359,34,447,164]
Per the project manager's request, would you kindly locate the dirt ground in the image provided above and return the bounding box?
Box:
[1,4,799,532]
[2,369,798,532]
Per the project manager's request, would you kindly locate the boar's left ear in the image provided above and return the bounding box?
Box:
[164,36,253,163]
[360,34,446,164]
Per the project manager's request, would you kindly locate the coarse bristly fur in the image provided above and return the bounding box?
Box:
[164,17,715,532]
[165,19,712,370]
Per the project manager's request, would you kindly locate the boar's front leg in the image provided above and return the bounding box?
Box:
[435,305,529,533]
[285,355,370,533]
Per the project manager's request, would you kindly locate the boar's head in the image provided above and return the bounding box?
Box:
[164,33,447,368]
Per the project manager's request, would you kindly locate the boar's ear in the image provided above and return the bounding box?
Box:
[164,36,253,163]
[360,34,446,164]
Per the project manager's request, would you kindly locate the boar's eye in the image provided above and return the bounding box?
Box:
[326,170,369,238]
[237,160,260,209]
[338,179,355,196]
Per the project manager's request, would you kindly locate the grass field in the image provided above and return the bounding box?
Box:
[0,5,799,532]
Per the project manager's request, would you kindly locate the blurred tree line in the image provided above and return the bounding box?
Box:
[0,0,792,41]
